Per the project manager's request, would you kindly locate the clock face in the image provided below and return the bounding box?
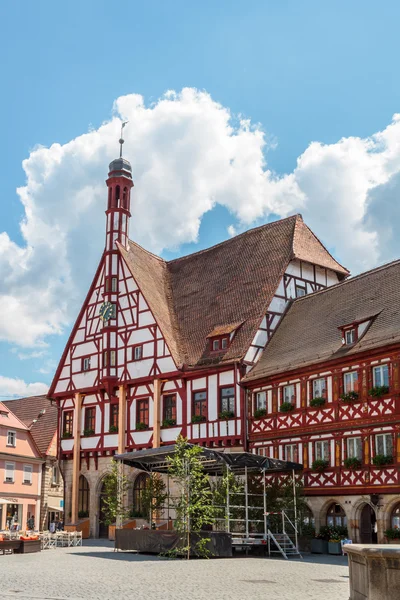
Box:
[99,301,115,322]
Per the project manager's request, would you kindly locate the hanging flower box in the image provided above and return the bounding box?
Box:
[254,408,267,419]
[279,402,294,413]
[312,459,329,472]
[310,397,326,408]
[343,457,362,469]
[340,391,359,403]
[191,415,206,424]
[136,422,149,431]
[372,454,393,466]
[218,410,235,420]
[368,385,389,398]
[162,418,176,428]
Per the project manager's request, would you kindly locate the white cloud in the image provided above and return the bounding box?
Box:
[3,89,400,350]
[227,225,236,237]
[0,376,48,400]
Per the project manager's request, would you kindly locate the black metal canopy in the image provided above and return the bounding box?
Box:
[115,444,303,475]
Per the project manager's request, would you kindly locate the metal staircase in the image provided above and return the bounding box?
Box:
[267,530,302,560]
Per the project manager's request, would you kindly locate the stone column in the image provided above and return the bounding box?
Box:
[71,392,82,524]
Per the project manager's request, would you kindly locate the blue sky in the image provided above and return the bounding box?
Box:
[1,0,400,397]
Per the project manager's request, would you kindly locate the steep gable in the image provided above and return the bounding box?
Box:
[244,259,400,381]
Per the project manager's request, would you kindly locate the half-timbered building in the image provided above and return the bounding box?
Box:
[48,151,347,536]
[244,260,400,544]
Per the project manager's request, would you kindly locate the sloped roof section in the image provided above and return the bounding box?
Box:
[120,214,348,368]
[118,241,184,367]
[0,401,29,431]
[4,395,57,456]
[245,259,400,382]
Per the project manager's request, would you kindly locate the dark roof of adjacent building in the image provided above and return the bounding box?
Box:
[244,259,400,382]
[4,395,57,456]
[119,214,348,368]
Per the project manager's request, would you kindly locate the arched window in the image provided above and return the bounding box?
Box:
[132,473,149,518]
[391,503,400,529]
[78,475,90,516]
[122,187,128,209]
[115,185,120,207]
[326,503,347,528]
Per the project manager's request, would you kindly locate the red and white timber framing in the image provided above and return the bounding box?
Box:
[244,260,340,364]
[246,344,400,496]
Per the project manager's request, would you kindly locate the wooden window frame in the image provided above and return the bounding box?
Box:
[63,410,73,436]
[110,403,119,429]
[219,386,235,415]
[295,284,306,298]
[255,391,267,412]
[6,430,16,447]
[372,364,390,388]
[84,407,96,432]
[82,356,91,372]
[162,394,177,422]
[314,439,330,462]
[192,390,207,419]
[209,335,230,352]
[346,436,363,461]
[136,398,149,426]
[375,432,393,457]
[284,443,298,463]
[282,384,296,405]
[132,345,143,361]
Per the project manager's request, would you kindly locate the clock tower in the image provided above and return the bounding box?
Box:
[101,134,134,394]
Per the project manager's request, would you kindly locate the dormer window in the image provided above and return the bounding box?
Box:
[206,322,243,353]
[345,328,356,345]
[212,339,219,351]
[221,338,228,350]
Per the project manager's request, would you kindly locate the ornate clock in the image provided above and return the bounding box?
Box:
[99,301,115,322]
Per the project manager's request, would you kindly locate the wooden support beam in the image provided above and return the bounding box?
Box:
[118,385,127,455]
[153,378,161,448]
[71,392,82,524]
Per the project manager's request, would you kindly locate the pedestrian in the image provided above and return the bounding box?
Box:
[27,515,35,530]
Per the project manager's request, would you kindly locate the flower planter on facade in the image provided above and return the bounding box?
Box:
[311,538,329,554]
[328,541,342,555]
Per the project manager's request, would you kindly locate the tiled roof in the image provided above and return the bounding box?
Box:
[4,395,57,456]
[0,402,29,431]
[244,259,400,382]
[120,214,348,368]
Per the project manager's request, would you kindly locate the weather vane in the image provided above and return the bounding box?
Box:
[119,121,128,158]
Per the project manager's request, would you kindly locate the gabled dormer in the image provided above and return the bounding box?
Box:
[206,322,243,354]
[339,317,375,347]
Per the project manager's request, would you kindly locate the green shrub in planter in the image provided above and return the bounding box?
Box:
[372,454,393,466]
[384,528,400,541]
[109,425,118,433]
[340,391,359,403]
[254,408,267,419]
[78,510,89,519]
[83,428,95,437]
[310,397,326,408]
[162,418,176,428]
[368,385,389,398]
[312,459,329,472]
[191,414,206,423]
[279,402,294,413]
[218,410,235,420]
[343,457,362,469]
[136,422,149,431]
[62,432,73,439]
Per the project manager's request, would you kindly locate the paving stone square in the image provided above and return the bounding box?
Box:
[0,540,350,600]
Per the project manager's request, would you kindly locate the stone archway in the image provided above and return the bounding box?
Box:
[359,503,377,544]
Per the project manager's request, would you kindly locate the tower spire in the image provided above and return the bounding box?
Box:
[119,121,128,158]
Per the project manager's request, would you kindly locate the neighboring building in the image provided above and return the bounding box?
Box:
[48,151,347,537]
[5,395,63,530]
[244,260,400,544]
[0,401,43,530]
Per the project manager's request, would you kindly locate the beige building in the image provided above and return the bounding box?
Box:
[5,395,63,530]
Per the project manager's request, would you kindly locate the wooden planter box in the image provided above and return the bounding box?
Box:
[328,541,342,555]
[311,538,328,554]
[19,540,41,554]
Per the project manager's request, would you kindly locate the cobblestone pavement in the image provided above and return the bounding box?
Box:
[0,540,349,600]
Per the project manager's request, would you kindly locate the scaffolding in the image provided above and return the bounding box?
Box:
[115,444,303,559]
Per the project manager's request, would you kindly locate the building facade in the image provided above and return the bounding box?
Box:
[5,395,63,530]
[244,261,400,544]
[0,402,43,530]
[48,151,348,537]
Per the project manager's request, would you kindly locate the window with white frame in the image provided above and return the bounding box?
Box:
[312,378,327,399]
[212,339,219,351]
[343,371,358,393]
[7,431,16,447]
[347,436,362,460]
[285,444,298,462]
[5,462,15,483]
[82,357,91,371]
[344,328,356,345]
[375,433,393,457]
[110,350,116,367]
[315,440,330,461]
[255,391,267,411]
[373,364,389,388]
[283,384,295,404]
[23,464,33,484]
[295,284,306,298]
[133,346,143,361]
